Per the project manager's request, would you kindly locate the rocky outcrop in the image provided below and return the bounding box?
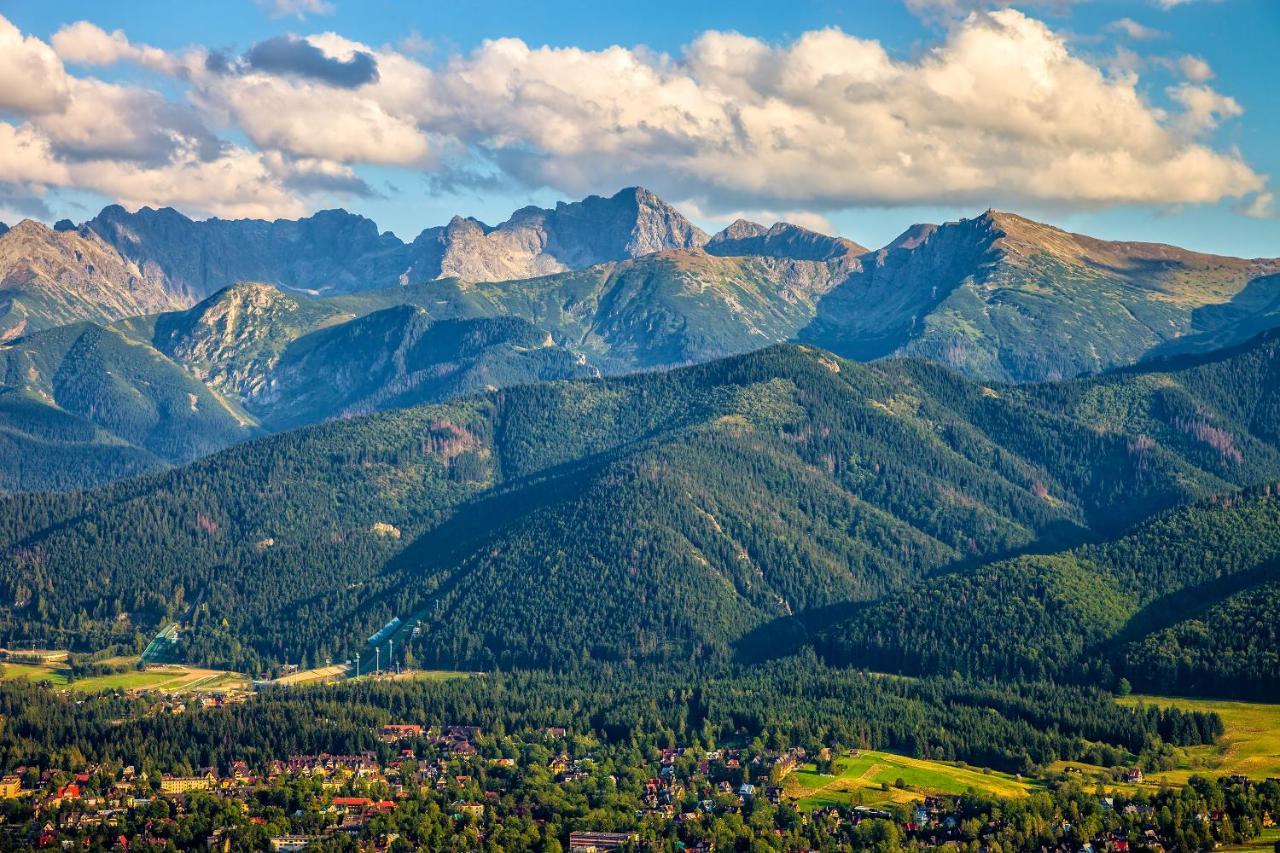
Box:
[707,220,867,261]
[0,219,183,340]
[405,187,710,283]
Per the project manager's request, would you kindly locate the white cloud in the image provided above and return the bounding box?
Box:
[257,0,336,20]
[65,142,310,219]
[0,16,70,114]
[0,9,1268,224]
[1239,191,1274,219]
[384,10,1262,212]
[0,123,70,187]
[1168,83,1243,134]
[1108,18,1167,40]
[51,21,181,75]
[1178,54,1214,82]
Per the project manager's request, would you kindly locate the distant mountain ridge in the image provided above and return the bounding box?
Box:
[706,219,867,260]
[5,189,1280,495]
[81,186,709,301]
[800,210,1280,382]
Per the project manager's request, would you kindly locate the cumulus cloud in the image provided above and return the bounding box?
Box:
[1178,54,1214,82]
[0,16,70,114]
[0,14,369,219]
[366,10,1260,213]
[245,34,378,87]
[34,78,220,165]
[51,21,181,75]
[1168,83,1242,134]
[1239,191,1274,219]
[0,9,1269,224]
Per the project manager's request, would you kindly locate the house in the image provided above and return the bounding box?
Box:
[0,775,21,798]
[1125,768,1144,784]
[380,724,424,743]
[453,801,484,817]
[568,830,639,852]
[331,797,372,811]
[159,774,212,795]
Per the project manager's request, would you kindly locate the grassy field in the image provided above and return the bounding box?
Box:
[1222,827,1280,852]
[395,669,473,683]
[1118,694,1280,784]
[273,664,349,686]
[1,659,247,693]
[0,661,70,686]
[785,750,1037,810]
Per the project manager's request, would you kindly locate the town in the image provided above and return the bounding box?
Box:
[2,709,1278,852]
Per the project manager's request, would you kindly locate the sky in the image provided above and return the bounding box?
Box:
[0,0,1276,256]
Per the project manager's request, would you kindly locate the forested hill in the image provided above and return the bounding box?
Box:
[4,333,1280,673]
[815,487,1280,698]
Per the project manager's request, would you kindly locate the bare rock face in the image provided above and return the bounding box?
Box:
[80,186,710,301]
[707,220,867,261]
[407,186,710,283]
[0,219,183,341]
[86,205,408,301]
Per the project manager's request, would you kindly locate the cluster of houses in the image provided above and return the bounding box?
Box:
[5,720,1275,852]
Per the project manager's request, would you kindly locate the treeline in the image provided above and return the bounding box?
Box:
[0,657,1219,779]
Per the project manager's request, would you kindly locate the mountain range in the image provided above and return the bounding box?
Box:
[2,187,1280,494]
[4,332,1280,681]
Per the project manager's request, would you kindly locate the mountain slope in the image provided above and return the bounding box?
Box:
[0,322,260,491]
[4,335,1280,669]
[0,220,183,341]
[802,211,1280,382]
[815,488,1280,697]
[258,308,597,430]
[332,250,856,373]
[1119,570,1280,700]
[0,284,600,491]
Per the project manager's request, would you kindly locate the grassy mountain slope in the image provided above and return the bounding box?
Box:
[0,284,602,490]
[802,212,1280,382]
[260,308,597,430]
[3,335,1280,670]
[330,250,855,373]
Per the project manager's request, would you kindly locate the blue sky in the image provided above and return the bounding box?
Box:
[1,0,1276,256]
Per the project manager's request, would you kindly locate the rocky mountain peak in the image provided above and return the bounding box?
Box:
[714,219,769,242]
[706,219,866,261]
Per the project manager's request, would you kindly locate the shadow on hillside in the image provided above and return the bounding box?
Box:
[1141,272,1280,364]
